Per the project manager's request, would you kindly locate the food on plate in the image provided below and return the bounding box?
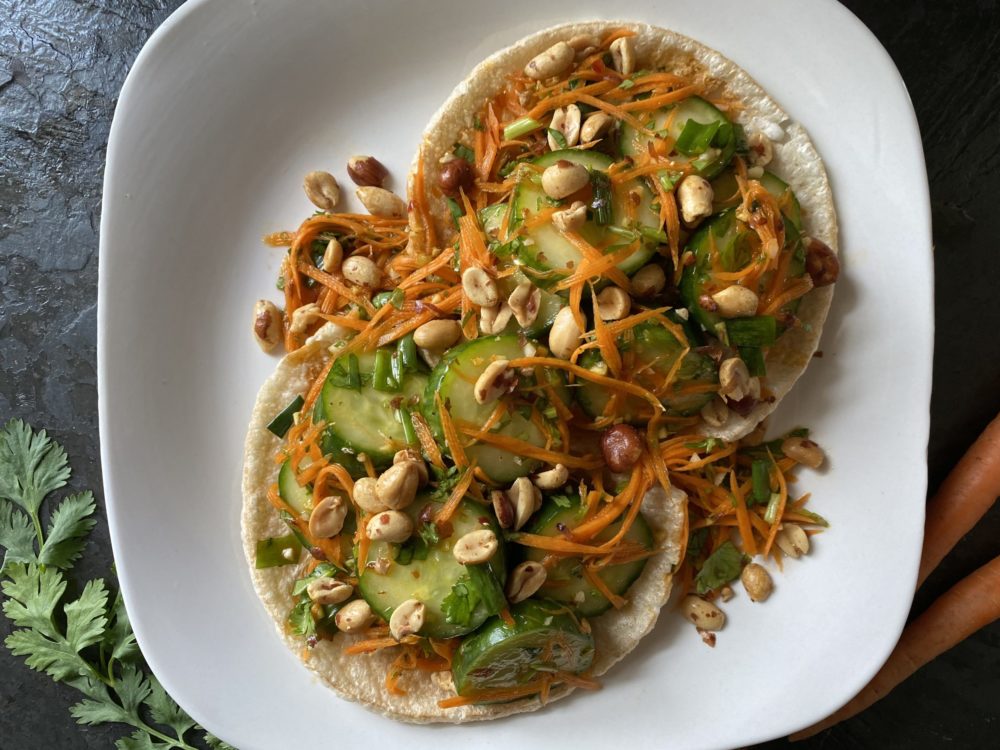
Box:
[243,21,836,723]
[411,20,838,440]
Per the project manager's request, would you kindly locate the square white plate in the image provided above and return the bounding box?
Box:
[98,1,932,748]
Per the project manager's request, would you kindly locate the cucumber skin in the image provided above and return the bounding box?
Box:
[523,501,653,617]
[451,599,595,697]
[278,459,312,515]
[358,497,506,639]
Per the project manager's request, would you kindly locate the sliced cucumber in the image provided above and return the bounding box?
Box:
[319,350,427,465]
[423,335,551,483]
[358,496,505,639]
[575,320,718,419]
[451,600,595,698]
[510,149,658,285]
[478,203,508,240]
[620,96,736,179]
[710,168,802,228]
[278,459,311,515]
[523,500,653,616]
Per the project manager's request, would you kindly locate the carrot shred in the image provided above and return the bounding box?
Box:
[434,466,476,525]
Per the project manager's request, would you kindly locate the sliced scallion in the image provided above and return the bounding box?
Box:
[372,349,399,392]
[547,128,568,149]
[675,119,721,156]
[726,316,778,347]
[266,395,304,437]
[503,117,543,141]
[590,171,613,225]
[255,534,302,569]
[751,460,771,505]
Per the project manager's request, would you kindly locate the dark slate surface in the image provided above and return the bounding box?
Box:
[1,0,997,747]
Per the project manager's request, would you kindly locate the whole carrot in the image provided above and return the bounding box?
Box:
[791,554,1000,740]
[919,411,1000,585]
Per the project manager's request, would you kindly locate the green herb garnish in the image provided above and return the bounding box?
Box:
[694,541,749,594]
[266,395,304,437]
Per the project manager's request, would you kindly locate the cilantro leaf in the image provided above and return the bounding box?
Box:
[467,564,506,617]
[104,590,139,664]
[146,676,197,739]
[0,498,38,570]
[2,562,66,635]
[65,578,110,652]
[694,541,749,594]
[0,419,71,517]
[114,730,169,750]
[39,491,97,569]
[442,577,480,626]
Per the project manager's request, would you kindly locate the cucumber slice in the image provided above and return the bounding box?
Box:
[423,335,551,483]
[358,496,505,639]
[523,500,653,616]
[510,149,658,285]
[575,320,719,419]
[451,600,595,698]
[620,96,736,179]
[319,351,428,465]
[710,168,802,229]
[278,459,311,515]
[478,203,507,240]
[680,197,806,337]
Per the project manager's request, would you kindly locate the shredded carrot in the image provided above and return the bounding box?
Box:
[434,466,476,524]
[411,411,445,469]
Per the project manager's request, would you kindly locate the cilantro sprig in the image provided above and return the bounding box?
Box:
[0,419,231,749]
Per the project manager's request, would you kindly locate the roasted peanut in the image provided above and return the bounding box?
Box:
[347,155,389,187]
[700,397,730,428]
[341,255,381,288]
[491,490,514,529]
[375,462,420,510]
[533,463,568,490]
[630,264,666,298]
[452,529,499,565]
[335,599,373,633]
[289,302,323,335]
[393,449,429,486]
[580,112,613,142]
[252,299,282,352]
[438,158,474,197]
[413,319,462,351]
[601,423,643,472]
[781,437,825,469]
[351,476,387,514]
[719,357,751,402]
[308,495,349,538]
[321,238,343,273]
[804,237,840,287]
[356,186,406,218]
[462,267,500,307]
[775,523,810,558]
[303,170,340,211]
[741,563,774,602]
[479,301,513,334]
[551,200,588,233]
[306,577,353,606]
[548,105,581,150]
[506,561,547,603]
[389,599,425,640]
[677,175,714,226]
[508,477,542,531]
[365,510,414,543]
[609,36,635,76]
[541,159,590,200]
[711,285,759,318]
[548,307,582,359]
[524,41,574,80]
[596,285,631,321]
[507,281,542,328]
[473,359,517,404]
[681,595,725,631]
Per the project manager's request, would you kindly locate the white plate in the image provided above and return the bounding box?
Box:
[98,1,932,747]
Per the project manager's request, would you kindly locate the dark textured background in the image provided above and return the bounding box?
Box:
[1,1,997,747]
